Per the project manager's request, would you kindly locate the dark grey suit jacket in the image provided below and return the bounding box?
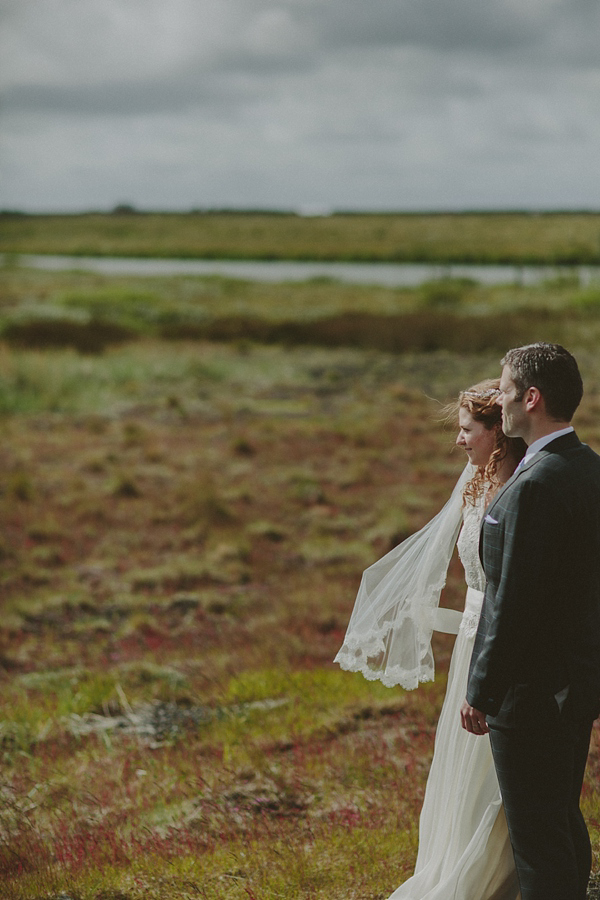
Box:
[467,431,600,722]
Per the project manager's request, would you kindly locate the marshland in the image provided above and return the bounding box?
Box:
[1,213,599,899]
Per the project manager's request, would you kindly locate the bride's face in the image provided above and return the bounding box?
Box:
[456,408,497,468]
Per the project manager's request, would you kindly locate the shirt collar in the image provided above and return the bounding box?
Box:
[523,426,574,463]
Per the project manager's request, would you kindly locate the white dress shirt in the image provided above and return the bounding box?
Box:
[518,426,574,471]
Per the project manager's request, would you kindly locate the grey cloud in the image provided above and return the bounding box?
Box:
[2,73,261,117]
[1,49,322,118]
[2,0,600,212]
[3,0,599,122]
[293,0,600,64]
[312,0,535,53]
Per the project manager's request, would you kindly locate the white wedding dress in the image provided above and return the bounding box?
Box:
[387,493,521,900]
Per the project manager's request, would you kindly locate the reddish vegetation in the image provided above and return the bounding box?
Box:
[0,349,598,897]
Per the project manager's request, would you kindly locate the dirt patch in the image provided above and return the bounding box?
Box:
[66,697,289,743]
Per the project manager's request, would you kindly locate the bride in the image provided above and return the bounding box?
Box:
[334,380,525,900]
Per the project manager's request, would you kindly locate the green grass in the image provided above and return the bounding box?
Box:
[2,265,600,363]
[3,210,600,263]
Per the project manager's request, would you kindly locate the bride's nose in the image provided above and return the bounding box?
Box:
[456,431,465,447]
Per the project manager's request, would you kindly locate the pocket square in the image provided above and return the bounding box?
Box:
[484,514,499,525]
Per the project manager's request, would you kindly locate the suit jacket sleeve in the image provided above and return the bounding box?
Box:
[467,473,571,716]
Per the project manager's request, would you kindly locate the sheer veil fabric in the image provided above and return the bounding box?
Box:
[334,467,520,900]
[334,464,473,689]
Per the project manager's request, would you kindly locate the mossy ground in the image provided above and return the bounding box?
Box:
[1,267,599,899]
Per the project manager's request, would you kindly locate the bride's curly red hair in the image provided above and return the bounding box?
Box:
[443,378,526,505]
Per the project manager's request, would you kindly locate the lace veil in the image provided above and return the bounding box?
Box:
[334,463,473,689]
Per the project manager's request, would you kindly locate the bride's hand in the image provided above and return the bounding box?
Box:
[460,699,489,735]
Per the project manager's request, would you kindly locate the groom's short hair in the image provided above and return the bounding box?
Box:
[502,342,583,422]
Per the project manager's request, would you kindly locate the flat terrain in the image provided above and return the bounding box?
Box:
[3,211,600,263]
[1,264,599,898]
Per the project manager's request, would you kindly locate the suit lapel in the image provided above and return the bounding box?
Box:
[479,430,583,544]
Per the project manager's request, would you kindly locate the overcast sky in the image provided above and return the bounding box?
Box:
[1,0,600,212]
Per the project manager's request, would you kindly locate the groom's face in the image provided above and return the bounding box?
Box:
[497,365,527,438]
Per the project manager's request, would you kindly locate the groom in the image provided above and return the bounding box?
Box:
[461,342,600,900]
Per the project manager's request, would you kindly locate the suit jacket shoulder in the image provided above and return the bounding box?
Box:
[487,432,600,519]
[468,430,600,718]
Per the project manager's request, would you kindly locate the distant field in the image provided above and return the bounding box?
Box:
[2,211,600,263]
[2,265,600,360]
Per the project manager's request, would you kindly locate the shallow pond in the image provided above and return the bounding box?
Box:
[12,253,600,287]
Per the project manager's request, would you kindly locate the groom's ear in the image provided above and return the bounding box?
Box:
[524,386,542,412]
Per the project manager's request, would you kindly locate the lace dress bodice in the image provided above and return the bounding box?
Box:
[456,494,487,639]
[457,494,486,592]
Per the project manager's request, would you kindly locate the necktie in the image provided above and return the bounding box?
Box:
[515,455,529,473]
